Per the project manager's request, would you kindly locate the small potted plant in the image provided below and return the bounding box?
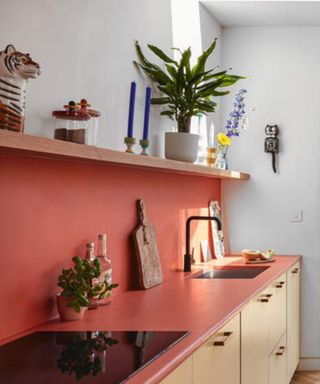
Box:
[134,39,244,163]
[57,256,118,321]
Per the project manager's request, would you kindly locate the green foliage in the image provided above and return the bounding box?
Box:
[57,256,119,313]
[134,39,245,133]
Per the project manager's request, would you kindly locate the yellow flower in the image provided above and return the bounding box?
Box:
[217,132,231,146]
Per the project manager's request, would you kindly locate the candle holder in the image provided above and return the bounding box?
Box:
[124,137,136,154]
[206,147,217,167]
[139,139,150,156]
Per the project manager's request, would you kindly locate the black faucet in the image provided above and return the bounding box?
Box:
[184,216,222,272]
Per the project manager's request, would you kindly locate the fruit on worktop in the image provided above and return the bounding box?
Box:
[241,249,261,261]
[260,249,275,260]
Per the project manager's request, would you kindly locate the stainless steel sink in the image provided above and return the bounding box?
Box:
[193,266,269,279]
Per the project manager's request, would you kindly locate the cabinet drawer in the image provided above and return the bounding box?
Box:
[287,262,300,382]
[160,357,192,384]
[269,332,287,384]
[193,313,240,384]
[268,272,287,353]
[241,288,270,384]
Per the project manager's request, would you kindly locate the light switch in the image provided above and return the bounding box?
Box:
[290,209,303,223]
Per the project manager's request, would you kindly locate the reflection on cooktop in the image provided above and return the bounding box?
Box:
[0,330,189,383]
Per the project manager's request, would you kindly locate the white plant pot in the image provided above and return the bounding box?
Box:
[165,132,199,163]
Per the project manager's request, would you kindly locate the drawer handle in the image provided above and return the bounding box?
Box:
[260,293,273,302]
[276,346,286,356]
[275,281,285,288]
[213,331,233,346]
[292,268,299,274]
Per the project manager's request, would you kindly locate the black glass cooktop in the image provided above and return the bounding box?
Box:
[0,330,189,383]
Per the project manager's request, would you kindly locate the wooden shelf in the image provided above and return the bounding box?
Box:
[0,130,250,180]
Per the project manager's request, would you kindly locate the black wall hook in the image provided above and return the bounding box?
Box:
[264,124,279,173]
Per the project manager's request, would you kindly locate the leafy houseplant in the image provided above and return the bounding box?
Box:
[57,256,118,321]
[134,39,244,162]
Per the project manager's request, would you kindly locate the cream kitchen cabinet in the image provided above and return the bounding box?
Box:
[161,262,300,384]
[268,272,287,354]
[241,288,270,384]
[160,356,193,384]
[193,313,240,384]
[269,332,287,384]
[241,271,292,384]
[161,314,240,384]
[286,262,300,382]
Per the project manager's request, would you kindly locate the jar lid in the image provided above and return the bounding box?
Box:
[52,100,91,121]
[78,99,101,118]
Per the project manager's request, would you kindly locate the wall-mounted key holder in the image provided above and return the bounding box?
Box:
[264,124,280,173]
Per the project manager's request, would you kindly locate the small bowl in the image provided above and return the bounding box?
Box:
[241,249,261,261]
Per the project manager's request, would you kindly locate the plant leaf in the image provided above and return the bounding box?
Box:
[147,44,178,65]
[151,97,171,105]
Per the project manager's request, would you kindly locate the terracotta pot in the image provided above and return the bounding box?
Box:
[165,132,199,163]
[56,294,86,321]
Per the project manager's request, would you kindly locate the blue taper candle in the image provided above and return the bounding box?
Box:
[127,81,136,138]
[143,87,152,140]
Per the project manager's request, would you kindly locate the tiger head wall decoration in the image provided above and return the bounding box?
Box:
[0,44,40,133]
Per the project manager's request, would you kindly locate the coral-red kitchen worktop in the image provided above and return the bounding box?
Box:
[1,255,301,384]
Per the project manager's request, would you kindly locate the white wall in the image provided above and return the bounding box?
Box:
[199,3,222,137]
[0,0,173,156]
[221,26,320,360]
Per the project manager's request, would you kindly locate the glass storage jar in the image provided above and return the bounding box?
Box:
[52,101,90,144]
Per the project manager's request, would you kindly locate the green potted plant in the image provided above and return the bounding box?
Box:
[134,39,244,163]
[57,256,118,321]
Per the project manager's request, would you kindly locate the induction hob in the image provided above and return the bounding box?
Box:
[0,330,189,383]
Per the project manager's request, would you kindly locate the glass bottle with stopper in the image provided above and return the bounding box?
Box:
[85,242,99,309]
[97,234,112,286]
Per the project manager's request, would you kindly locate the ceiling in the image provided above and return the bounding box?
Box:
[201,1,320,27]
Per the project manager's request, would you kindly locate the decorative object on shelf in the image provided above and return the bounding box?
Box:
[165,131,199,162]
[124,136,136,153]
[215,89,248,170]
[134,39,244,163]
[125,81,137,153]
[52,100,97,145]
[139,138,149,156]
[0,44,40,133]
[196,114,207,165]
[132,199,163,289]
[206,147,216,167]
[57,331,118,380]
[137,86,152,156]
[264,124,279,173]
[215,133,231,170]
[142,86,151,141]
[77,99,101,146]
[56,256,118,320]
[209,200,225,259]
[206,121,216,167]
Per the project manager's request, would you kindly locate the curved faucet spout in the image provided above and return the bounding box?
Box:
[184,216,222,272]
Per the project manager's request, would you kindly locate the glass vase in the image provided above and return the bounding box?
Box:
[215,150,228,170]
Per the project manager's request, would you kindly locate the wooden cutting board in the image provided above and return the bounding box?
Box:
[132,200,163,289]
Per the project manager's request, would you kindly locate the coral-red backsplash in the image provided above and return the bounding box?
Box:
[0,153,220,341]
